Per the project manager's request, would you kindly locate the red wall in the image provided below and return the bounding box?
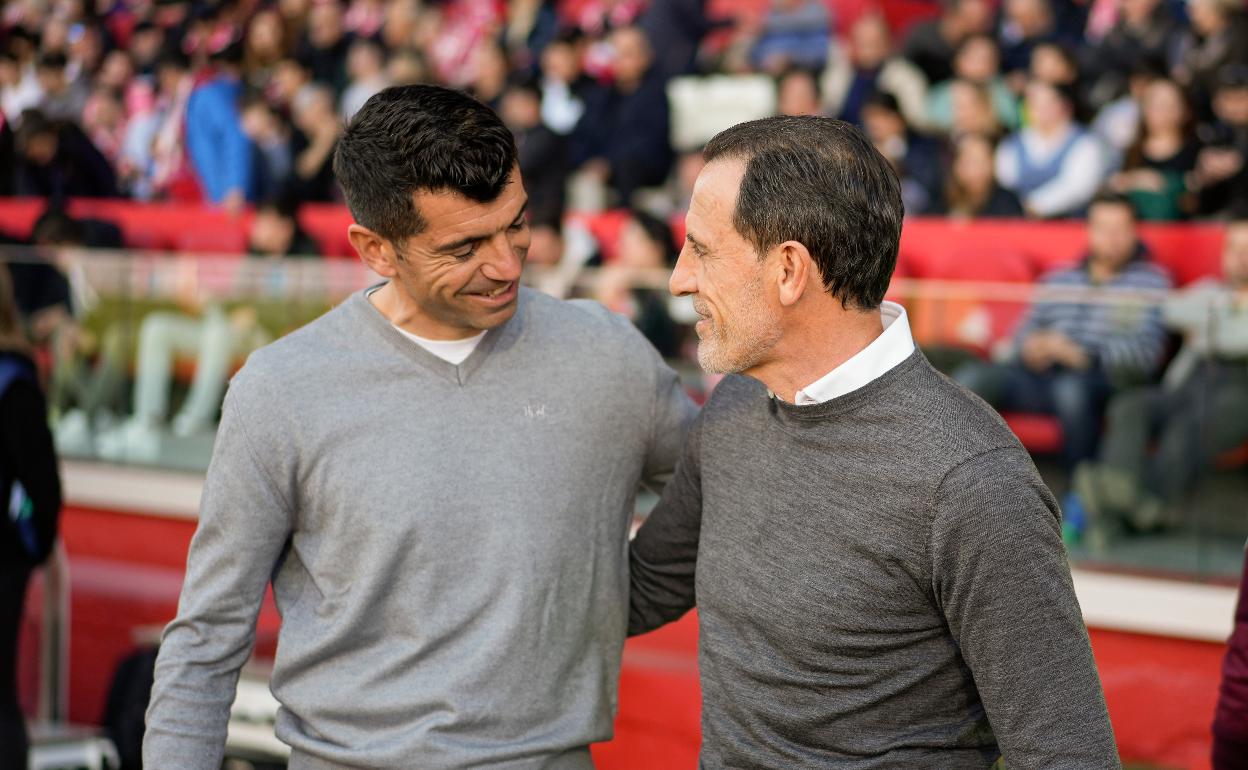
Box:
[17,505,1231,768]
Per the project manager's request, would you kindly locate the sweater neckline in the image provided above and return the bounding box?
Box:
[346,284,526,385]
[768,349,929,425]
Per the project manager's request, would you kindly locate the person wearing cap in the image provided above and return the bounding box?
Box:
[996,78,1109,218]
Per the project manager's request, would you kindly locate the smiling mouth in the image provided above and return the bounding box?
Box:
[470,282,513,299]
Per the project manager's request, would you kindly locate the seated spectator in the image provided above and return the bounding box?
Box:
[591,210,683,358]
[240,93,293,204]
[1107,77,1198,220]
[902,0,995,86]
[1029,41,1089,118]
[1,43,42,124]
[954,193,1172,470]
[469,41,510,111]
[288,82,341,202]
[501,76,568,233]
[387,47,429,87]
[296,0,353,95]
[926,34,1021,133]
[1082,0,1180,111]
[242,8,290,90]
[340,37,390,120]
[249,197,321,257]
[574,26,672,206]
[775,67,823,117]
[539,29,594,136]
[861,92,942,215]
[8,211,75,347]
[930,132,1025,218]
[268,56,313,114]
[119,51,194,201]
[1191,64,1248,218]
[949,79,1006,139]
[35,51,89,123]
[749,0,832,74]
[1093,59,1166,161]
[80,86,127,169]
[998,0,1062,80]
[822,12,929,130]
[996,79,1108,218]
[186,44,257,209]
[13,109,117,198]
[1174,0,1248,119]
[638,0,731,78]
[1073,216,1248,534]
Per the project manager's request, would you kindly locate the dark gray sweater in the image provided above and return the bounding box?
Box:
[629,351,1120,769]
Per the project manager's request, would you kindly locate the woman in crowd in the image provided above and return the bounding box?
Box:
[930,131,1024,218]
[1108,77,1199,220]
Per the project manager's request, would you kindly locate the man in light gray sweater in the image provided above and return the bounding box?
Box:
[629,116,1121,768]
[143,85,695,769]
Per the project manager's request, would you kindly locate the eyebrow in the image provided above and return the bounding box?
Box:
[434,198,529,254]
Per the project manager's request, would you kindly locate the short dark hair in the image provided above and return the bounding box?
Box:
[702,116,903,309]
[333,84,517,244]
[1088,190,1137,220]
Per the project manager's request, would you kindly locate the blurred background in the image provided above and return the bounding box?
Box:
[1,0,1247,767]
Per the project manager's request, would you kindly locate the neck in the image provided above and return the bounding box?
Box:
[368,280,480,341]
[747,305,885,403]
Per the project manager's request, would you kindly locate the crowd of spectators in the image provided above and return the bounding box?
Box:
[1,0,1247,226]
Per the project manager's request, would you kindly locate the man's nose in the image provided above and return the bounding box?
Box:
[481,233,524,282]
[669,246,697,297]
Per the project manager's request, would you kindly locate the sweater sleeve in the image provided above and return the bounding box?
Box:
[143,373,295,769]
[640,341,698,494]
[929,447,1121,770]
[0,378,61,565]
[629,411,704,636]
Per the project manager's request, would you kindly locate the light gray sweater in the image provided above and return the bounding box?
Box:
[144,287,696,769]
[630,352,1120,769]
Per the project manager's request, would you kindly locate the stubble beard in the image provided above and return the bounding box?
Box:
[694,275,781,375]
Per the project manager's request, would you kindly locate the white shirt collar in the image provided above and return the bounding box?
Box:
[793,301,915,405]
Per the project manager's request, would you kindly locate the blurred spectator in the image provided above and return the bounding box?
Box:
[1083,0,1180,110]
[501,0,559,72]
[501,76,567,230]
[1174,0,1248,119]
[539,29,593,135]
[289,82,342,202]
[119,51,194,201]
[592,210,683,358]
[999,0,1062,80]
[344,0,385,38]
[185,44,256,209]
[1093,59,1166,160]
[243,7,290,89]
[930,132,1025,217]
[0,48,40,124]
[469,41,510,110]
[81,86,127,168]
[1191,65,1248,218]
[861,91,942,215]
[129,21,167,76]
[249,197,321,257]
[1214,548,1248,770]
[1074,217,1248,533]
[297,0,354,95]
[575,26,672,206]
[1107,77,1198,220]
[639,0,730,78]
[775,67,823,117]
[948,79,1006,139]
[340,37,390,119]
[927,34,1021,133]
[0,258,62,770]
[954,193,1172,469]
[823,12,929,129]
[11,210,76,355]
[269,55,312,113]
[387,47,429,87]
[1029,41,1086,115]
[36,50,89,123]
[902,0,995,85]
[749,0,832,74]
[13,109,118,198]
[240,92,294,203]
[996,80,1107,218]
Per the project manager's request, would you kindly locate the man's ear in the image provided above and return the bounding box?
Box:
[773,240,813,308]
[348,224,398,278]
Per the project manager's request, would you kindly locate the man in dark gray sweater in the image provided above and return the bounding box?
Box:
[628,116,1121,769]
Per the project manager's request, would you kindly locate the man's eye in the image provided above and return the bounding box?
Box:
[453,247,476,260]
[509,219,528,232]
